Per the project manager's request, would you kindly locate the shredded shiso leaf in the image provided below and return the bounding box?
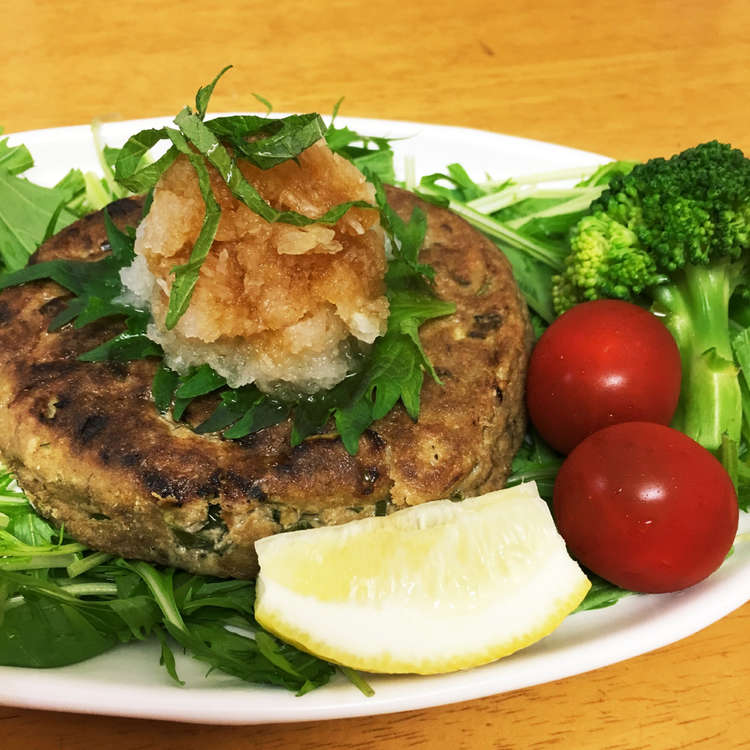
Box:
[0,68,455,456]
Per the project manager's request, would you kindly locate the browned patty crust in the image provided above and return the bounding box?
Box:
[0,187,533,578]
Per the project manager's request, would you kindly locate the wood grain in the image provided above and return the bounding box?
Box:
[1,0,749,746]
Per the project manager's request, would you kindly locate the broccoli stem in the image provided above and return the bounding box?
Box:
[652,259,742,450]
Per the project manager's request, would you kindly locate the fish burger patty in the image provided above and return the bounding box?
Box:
[0,187,533,578]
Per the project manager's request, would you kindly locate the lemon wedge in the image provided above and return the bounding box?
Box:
[254,482,590,675]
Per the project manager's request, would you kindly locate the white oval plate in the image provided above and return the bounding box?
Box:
[1,118,748,724]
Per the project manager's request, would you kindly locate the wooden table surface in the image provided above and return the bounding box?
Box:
[2,1,749,747]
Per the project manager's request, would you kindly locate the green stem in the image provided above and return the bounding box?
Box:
[67,551,112,578]
[0,552,81,570]
[478,165,603,191]
[504,189,604,229]
[417,185,565,270]
[338,665,375,697]
[506,463,562,487]
[126,560,187,632]
[3,582,119,612]
[468,186,602,219]
[652,260,742,450]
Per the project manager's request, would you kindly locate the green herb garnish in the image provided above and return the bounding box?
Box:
[0,69,455,455]
[0,126,133,274]
[111,68,375,329]
[0,470,340,691]
[415,161,630,323]
[325,98,397,184]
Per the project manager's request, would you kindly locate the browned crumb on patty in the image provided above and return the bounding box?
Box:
[0,187,533,578]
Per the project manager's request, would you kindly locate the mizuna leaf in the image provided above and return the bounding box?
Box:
[0,132,33,175]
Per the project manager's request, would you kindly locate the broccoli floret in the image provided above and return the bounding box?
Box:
[552,213,661,311]
[552,141,750,450]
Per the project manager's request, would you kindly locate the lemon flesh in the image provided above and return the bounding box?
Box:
[254,482,590,675]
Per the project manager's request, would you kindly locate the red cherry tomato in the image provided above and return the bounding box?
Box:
[526,299,682,454]
[553,421,739,593]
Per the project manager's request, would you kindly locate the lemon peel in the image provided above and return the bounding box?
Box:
[254,482,590,675]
